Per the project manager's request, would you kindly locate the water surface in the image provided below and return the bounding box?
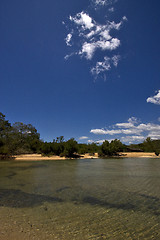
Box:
[0,158,160,239]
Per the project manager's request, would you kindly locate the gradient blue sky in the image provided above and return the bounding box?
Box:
[1,0,160,144]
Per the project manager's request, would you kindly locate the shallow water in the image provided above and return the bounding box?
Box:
[0,158,160,239]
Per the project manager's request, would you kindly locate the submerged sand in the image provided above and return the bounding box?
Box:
[13,152,159,161]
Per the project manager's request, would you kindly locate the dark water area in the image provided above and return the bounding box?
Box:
[0,158,160,239]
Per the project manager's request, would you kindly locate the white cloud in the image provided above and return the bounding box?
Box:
[128,117,138,124]
[90,117,160,144]
[96,139,106,144]
[112,55,120,67]
[91,56,111,75]
[147,132,160,140]
[79,136,89,140]
[65,33,72,46]
[108,7,114,12]
[147,90,160,105]
[90,128,122,135]
[90,127,142,136]
[121,135,145,144]
[93,0,117,8]
[80,42,96,60]
[116,117,138,128]
[98,38,120,50]
[122,16,128,21]
[65,13,126,59]
[69,12,94,30]
[91,55,120,76]
[64,1,127,78]
[116,122,134,128]
[137,123,160,132]
[88,139,113,144]
[88,139,94,143]
[100,30,112,40]
[94,0,108,6]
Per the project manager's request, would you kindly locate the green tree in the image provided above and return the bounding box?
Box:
[11,122,40,154]
[0,112,13,158]
[99,139,124,157]
[63,138,78,157]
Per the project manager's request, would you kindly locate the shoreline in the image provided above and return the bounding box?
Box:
[13,153,99,161]
[12,152,159,161]
[119,152,159,158]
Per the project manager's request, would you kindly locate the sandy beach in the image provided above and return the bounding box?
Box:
[13,152,159,161]
[119,152,159,158]
[14,153,99,161]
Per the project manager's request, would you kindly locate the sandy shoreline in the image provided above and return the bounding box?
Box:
[13,153,99,161]
[13,152,159,161]
[119,152,159,158]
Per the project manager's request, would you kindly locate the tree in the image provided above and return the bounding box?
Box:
[100,140,110,156]
[0,112,13,158]
[63,138,78,157]
[11,122,40,154]
[99,139,124,157]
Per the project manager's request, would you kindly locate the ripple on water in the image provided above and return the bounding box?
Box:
[0,158,160,239]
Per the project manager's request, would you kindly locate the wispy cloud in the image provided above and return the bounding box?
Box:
[92,0,117,8]
[64,0,127,79]
[65,33,72,46]
[79,136,89,140]
[91,55,120,76]
[147,90,160,105]
[90,117,160,144]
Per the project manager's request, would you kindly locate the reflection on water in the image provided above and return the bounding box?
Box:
[0,158,160,239]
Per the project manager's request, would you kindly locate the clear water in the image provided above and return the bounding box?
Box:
[0,158,160,239]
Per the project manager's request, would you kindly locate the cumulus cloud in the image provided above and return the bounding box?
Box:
[147,90,160,105]
[64,2,127,78]
[148,132,160,140]
[90,117,160,144]
[80,42,96,60]
[69,12,94,30]
[70,13,125,61]
[121,136,145,144]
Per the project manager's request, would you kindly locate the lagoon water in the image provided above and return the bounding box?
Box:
[0,158,160,239]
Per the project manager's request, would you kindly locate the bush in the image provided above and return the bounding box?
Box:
[155,151,159,156]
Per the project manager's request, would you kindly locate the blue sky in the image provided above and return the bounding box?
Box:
[1,0,160,144]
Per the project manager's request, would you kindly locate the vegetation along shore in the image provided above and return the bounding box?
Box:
[1,112,160,161]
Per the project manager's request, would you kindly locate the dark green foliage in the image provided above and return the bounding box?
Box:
[129,137,160,153]
[40,137,78,158]
[63,138,78,157]
[99,139,125,157]
[11,122,41,154]
[155,151,159,156]
[2,111,160,160]
[77,143,99,155]
[0,112,13,158]
[0,112,41,159]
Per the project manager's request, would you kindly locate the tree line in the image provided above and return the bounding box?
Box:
[129,137,160,155]
[0,112,159,160]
